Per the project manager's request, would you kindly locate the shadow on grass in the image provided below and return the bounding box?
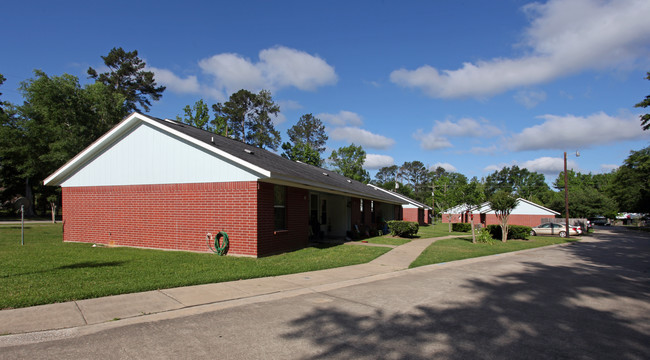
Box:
[280,229,650,359]
[56,261,127,270]
[2,261,128,279]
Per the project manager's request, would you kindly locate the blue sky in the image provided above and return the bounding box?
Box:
[2,0,649,182]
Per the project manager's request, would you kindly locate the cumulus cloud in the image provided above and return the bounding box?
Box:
[430,162,457,172]
[329,127,395,149]
[414,117,501,150]
[152,46,337,100]
[364,154,395,169]
[509,111,649,151]
[317,111,364,126]
[390,0,650,98]
[485,157,579,176]
[413,129,453,150]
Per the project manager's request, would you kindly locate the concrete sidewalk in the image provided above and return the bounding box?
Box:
[0,235,457,335]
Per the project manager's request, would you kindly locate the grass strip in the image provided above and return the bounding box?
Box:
[0,224,389,309]
[410,236,579,268]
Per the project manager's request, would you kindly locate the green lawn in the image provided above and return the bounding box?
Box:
[0,224,390,309]
[410,235,579,268]
[416,222,470,238]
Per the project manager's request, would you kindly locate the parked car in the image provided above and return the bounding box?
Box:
[530,223,580,237]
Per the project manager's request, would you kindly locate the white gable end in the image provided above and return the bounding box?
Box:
[61,122,260,187]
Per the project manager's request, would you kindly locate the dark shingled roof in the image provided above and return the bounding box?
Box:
[147,114,406,205]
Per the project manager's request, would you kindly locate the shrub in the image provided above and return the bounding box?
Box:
[387,220,419,237]
[486,224,531,240]
[476,228,495,245]
[452,222,472,232]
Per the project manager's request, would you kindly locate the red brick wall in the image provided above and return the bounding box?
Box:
[256,182,309,256]
[442,213,549,228]
[62,182,260,256]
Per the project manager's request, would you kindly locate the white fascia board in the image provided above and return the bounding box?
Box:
[44,113,271,186]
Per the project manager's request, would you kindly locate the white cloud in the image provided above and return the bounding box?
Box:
[278,100,303,110]
[390,0,650,98]
[152,46,337,100]
[317,111,364,126]
[514,89,547,108]
[468,145,498,155]
[413,117,501,150]
[520,157,579,175]
[329,127,395,149]
[198,46,337,95]
[149,67,201,94]
[485,157,579,176]
[509,111,649,151]
[364,154,395,169]
[412,129,453,150]
[430,162,457,172]
[273,112,287,126]
[257,47,338,91]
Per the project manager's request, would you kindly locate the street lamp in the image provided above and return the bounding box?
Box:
[564,151,580,237]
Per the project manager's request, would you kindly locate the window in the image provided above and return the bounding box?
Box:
[360,199,365,224]
[274,185,287,230]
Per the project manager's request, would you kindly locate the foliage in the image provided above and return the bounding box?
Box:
[485,224,531,240]
[87,47,165,113]
[286,113,328,153]
[281,113,327,166]
[452,223,472,232]
[399,161,431,204]
[176,99,210,129]
[484,165,551,204]
[387,220,419,237]
[489,190,518,242]
[328,143,370,183]
[0,224,390,309]
[549,170,618,218]
[635,71,650,130]
[476,228,495,245]
[372,165,399,190]
[610,145,650,213]
[213,89,281,150]
[0,70,126,213]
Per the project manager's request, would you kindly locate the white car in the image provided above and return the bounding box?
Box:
[530,223,580,237]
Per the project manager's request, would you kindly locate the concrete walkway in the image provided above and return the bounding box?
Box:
[0,235,461,335]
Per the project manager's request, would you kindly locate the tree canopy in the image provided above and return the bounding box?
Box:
[214,89,281,150]
[610,145,650,213]
[484,165,550,203]
[635,71,650,131]
[489,191,518,242]
[281,113,327,166]
[88,47,165,113]
[328,144,370,183]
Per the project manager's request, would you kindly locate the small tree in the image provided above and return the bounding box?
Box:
[489,191,518,242]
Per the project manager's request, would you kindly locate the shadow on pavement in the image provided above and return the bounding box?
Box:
[281,229,650,359]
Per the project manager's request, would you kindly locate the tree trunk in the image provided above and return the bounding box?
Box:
[471,216,476,244]
[51,203,57,223]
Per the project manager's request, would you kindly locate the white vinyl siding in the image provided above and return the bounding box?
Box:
[61,123,259,187]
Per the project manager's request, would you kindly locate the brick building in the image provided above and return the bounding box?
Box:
[442,198,559,228]
[44,113,406,257]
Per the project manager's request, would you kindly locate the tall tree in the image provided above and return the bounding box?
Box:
[484,165,550,204]
[610,145,650,213]
[549,170,618,218]
[177,99,210,130]
[328,144,370,183]
[433,172,468,232]
[463,177,485,243]
[88,47,165,113]
[635,71,650,130]
[0,71,126,215]
[372,165,399,190]
[216,89,281,150]
[281,113,327,166]
[489,190,518,242]
[399,161,431,204]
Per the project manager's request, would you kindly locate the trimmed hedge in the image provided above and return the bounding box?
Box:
[452,222,472,232]
[387,220,419,237]
[486,224,531,240]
